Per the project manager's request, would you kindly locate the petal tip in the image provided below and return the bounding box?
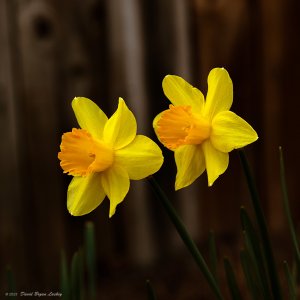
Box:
[175,179,189,191]
[117,97,130,112]
[208,176,217,187]
[72,96,89,105]
[71,96,95,114]
[162,74,180,87]
[174,183,181,191]
[71,97,79,107]
[212,67,228,74]
[118,97,125,104]
[208,67,230,81]
[109,206,116,218]
[163,74,174,81]
[68,207,79,216]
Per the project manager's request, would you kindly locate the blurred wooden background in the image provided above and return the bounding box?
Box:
[1,0,300,298]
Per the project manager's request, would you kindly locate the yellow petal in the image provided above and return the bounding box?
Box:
[202,140,229,186]
[72,97,108,139]
[211,111,258,152]
[67,173,105,216]
[101,165,130,217]
[174,145,205,190]
[103,98,137,149]
[203,68,233,119]
[162,75,204,111]
[115,135,163,180]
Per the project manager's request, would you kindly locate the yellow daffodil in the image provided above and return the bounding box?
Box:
[153,68,258,189]
[58,97,163,217]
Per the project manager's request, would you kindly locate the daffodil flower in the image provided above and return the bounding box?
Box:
[58,97,163,217]
[153,68,258,189]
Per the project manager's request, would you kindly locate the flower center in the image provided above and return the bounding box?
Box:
[58,128,114,176]
[156,105,211,150]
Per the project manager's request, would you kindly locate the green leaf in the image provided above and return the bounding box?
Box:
[71,249,84,300]
[78,248,84,300]
[238,149,282,300]
[240,208,271,299]
[223,257,242,300]
[6,266,17,300]
[240,249,260,300]
[279,147,300,281]
[85,222,96,300]
[60,251,70,300]
[283,261,296,300]
[148,176,223,300]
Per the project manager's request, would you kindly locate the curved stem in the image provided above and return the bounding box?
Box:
[238,149,282,300]
[279,147,300,277]
[147,176,223,300]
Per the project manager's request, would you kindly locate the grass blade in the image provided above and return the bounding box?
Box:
[238,149,282,299]
[223,257,242,300]
[240,208,271,299]
[6,266,17,300]
[240,249,260,300]
[148,176,223,300]
[279,147,300,279]
[78,248,85,300]
[85,222,96,300]
[71,249,84,300]
[60,251,70,300]
[283,261,297,300]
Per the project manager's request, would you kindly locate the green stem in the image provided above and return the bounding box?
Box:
[60,251,70,300]
[283,261,297,300]
[224,257,243,300]
[148,176,223,300]
[240,208,272,299]
[279,147,300,275]
[85,222,96,300]
[6,266,17,300]
[238,149,282,300]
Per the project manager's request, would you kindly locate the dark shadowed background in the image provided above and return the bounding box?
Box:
[1,0,300,299]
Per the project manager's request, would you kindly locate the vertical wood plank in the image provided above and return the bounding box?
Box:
[1,0,298,295]
[106,0,157,265]
[260,0,285,232]
[281,1,300,228]
[56,0,116,263]
[16,0,65,288]
[0,0,25,290]
[192,0,253,239]
[167,0,202,247]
